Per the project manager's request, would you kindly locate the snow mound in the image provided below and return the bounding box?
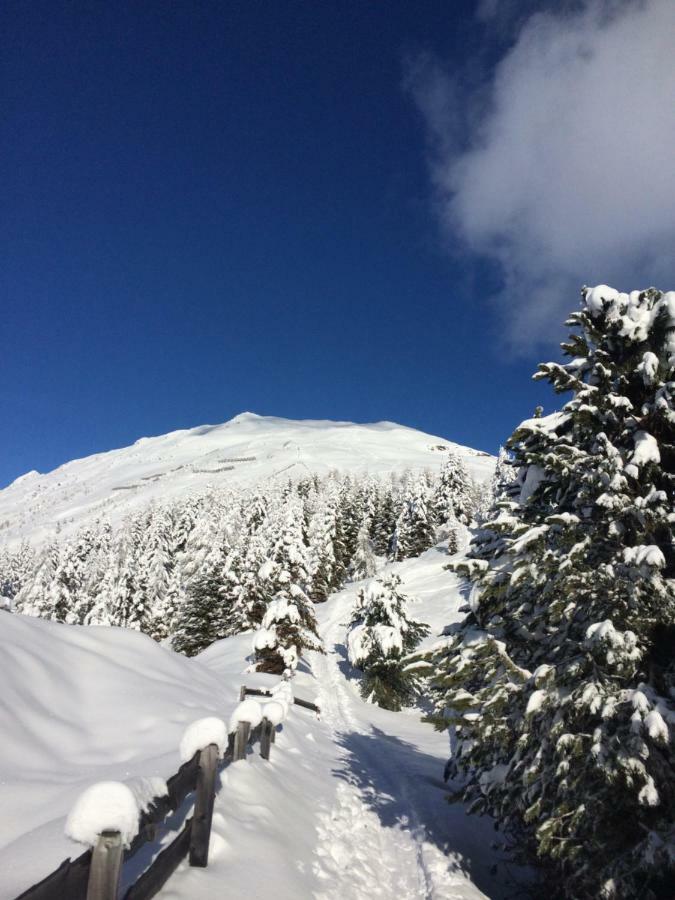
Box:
[65,782,139,847]
[179,717,228,762]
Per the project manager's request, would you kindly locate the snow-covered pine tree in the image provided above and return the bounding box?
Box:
[0,541,34,609]
[432,451,475,525]
[369,480,398,556]
[252,583,323,675]
[391,475,435,560]
[429,286,675,899]
[491,446,517,502]
[172,545,230,656]
[348,574,429,710]
[307,495,338,602]
[350,517,378,580]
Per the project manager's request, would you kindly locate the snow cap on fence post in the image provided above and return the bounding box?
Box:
[228,697,263,732]
[65,781,140,848]
[179,717,228,763]
[261,700,286,727]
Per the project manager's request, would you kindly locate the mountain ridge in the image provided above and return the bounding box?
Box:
[0,413,494,549]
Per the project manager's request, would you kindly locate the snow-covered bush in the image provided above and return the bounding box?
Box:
[348,574,429,711]
[429,286,675,899]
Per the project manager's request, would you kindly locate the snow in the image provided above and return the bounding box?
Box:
[584,284,620,315]
[525,690,547,715]
[0,413,494,549]
[631,430,660,467]
[179,717,229,762]
[228,698,264,731]
[637,351,660,385]
[623,545,666,569]
[519,464,545,503]
[638,777,660,807]
[644,710,669,745]
[261,700,286,727]
[0,541,517,900]
[252,626,277,651]
[125,776,168,813]
[65,781,140,847]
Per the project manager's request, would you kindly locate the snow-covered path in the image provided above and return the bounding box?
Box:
[306,553,507,900]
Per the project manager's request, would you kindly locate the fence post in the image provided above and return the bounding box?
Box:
[239,684,247,702]
[233,721,251,761]
[189,743,219,868]
[260,717,274,760]
[87,830,123,900]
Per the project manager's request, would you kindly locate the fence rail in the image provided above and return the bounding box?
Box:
[15,685,319,900]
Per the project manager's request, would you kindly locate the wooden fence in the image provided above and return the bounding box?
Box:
[14,686,319,900]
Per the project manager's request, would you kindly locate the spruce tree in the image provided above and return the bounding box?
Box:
[433,451,475,525]
[252,583,323,675]
[428,286,675,899]
[172,546,230,656]
[348,574,429,710]
[391,476,436,560]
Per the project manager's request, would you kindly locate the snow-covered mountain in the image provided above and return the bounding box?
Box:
[0,412,494,549]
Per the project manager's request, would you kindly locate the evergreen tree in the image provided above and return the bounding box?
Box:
[369,481,398,556]
[391,476,435,560]
[428,286,675,899]
[432,451,475,525]
[252,583,323,675]
[307,496,339,601]
[172,546,230,656]
[348,574,429,710]
[350,518,378,580]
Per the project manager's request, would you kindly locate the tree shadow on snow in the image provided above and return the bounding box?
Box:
[332,727,529,899]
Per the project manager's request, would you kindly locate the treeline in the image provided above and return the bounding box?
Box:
[1,456,485,659]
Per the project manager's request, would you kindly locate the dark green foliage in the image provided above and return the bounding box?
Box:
[427,286,675,899]
[348,574,429,710]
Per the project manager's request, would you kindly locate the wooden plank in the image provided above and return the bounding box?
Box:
[14,850,91,900]
[123,819,192,900]
[233,721,251,761]
[292,697,320,713]
[260,718,273,760]
[87,831,123,900]
[165,752,200,812]
[189,744,219,868]
[241,685,320,713]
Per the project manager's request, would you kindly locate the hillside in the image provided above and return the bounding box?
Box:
[0,542,520,900]
[0,413,493,550]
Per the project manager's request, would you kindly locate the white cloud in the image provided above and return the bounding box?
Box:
[408,0,675,349]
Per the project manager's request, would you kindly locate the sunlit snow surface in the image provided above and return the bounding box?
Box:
[0,413,493,549]
[0,544,523,900]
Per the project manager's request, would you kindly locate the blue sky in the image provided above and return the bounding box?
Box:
[2,1,673,487]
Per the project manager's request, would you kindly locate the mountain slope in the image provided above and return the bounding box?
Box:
[0,413,493,549]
